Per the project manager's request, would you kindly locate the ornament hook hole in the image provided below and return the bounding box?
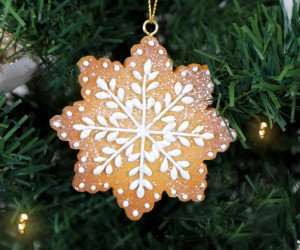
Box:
[143,20,159,36]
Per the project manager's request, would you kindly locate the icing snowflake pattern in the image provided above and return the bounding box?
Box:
[50,36,236,220]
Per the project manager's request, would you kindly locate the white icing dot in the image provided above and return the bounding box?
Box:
[232,132,237,137]
[137,49,143,55]
[114,65,120,71]
[121,201,128,208]
[83,61,89,66]
[201,183,206,188]
[78,167,84,173]
[199,168,204,174]
[166,61,171,67]
[144,203,150,209]
[154,193,160,199]
[208,83,214,88]
[221,121,226,126]
[221,144,226,150]
[66,111,72,117]
[212,113,216,117]
[103,62,108,68]
[148,40,154,46]
[181,71,187,77]
[61,132,67,138]
[206,70,210,75]
[197,195,203,200]
[171,189,176,195]
[79,183,84,188]
[207,152,214,157]
[78,106,84,112]
[159,49,164,55]
[193,66,198,72]
[81,156,87,162]
[104,183,109,188]
[118,189,123,194]
[85,89,91,95]
[133,210,138,216]
[130,62,136,67]
[91,185,96,191]
[53,121,60,127]
[83,77,88,82]
[182,194,188,200]
[73,142,79,147]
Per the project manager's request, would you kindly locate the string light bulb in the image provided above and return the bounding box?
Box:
[259,122,268,139]
[18,213,29,234]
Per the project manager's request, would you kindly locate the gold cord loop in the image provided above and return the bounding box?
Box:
[143,19,159,36]
[144,0,159,36]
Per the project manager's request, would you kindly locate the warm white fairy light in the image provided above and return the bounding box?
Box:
[259,122,267,139]
[18,213,29,234]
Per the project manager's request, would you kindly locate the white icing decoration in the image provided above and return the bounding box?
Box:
[106,101,118,109]
[182,194,188,200]
[106,164,113,175]
[94,157,106,162]
[82,117,95,126]
[206,70,210,75]
[201,183,205,188]
[102,147,115,154]
[91,185,96,191]
[182,84,193,94]
[96,78,108,90]
[178,136,191,147]
[78,106,84,111]
[132,98,143,110]
[159,50,164,55]
[109,78,116,91]
[208,83,213,88]
[85,89,91,95]
[78,167,84,173]
[148,71,159,81]
[130,62,136,67]
[83,77,88,82]
[73,142,79,147]
[144,59,152,75]
[103,62,108,68]
[145,203,150,208]
[165,93,171,106]
[81,156,87,162]
[123,201,129,207]
[199,168,204,174]
[178,161,190,168]
[154,193,160,199]
[115,155,122,167]
[146,81,159,92]
[148,40,154,46]
[161,116,175,123]
[79,183,84,188]
[137,49,143,55]
[53,121,60,127]
[94,131,107,141]
[118,88,124,101]
[147,97,155,110]
[197,195,202,200]
[170,167,178,180]
[171,106,184,112]
[193,66,198,72]
[118,189,123,194]
[221,121,226,126]
[133,210,139,216]
[160,158,168,172]
[181,71,187,77]
[174,82,182,95]
[61,132,67,138]
[131,83,142,94]
[129,167,139,176]
[221,144,226,150]
[154,101,162,115]
[67,111,72,117]
[178,121,189,132]
[207,152,213,157]
[95,92,110,100]
[200,132,214,139]
[181,96,194,104]
[107,132,119,142]
[104,183,109,188]
[171,189,176,195]
[166,61,171,67]
[83,61,89,66]
[194,138,204,146]
[168,149,181,157]
[133,71,142,81]
[114,65,120,71]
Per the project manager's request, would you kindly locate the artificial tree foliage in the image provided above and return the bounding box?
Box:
[0,0,299,249]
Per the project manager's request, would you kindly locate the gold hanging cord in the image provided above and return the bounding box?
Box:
[143,0,159,36]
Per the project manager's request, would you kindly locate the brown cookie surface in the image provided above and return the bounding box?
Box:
[50,36,236,220]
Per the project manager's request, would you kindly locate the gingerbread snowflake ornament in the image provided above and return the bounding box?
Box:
[50,36,236,220]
